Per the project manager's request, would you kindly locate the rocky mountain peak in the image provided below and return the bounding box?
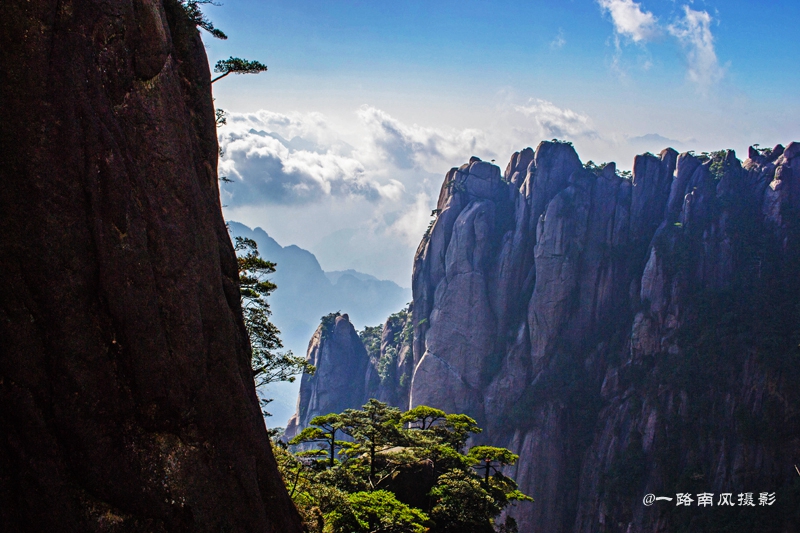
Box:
[291,137,800,531]
[285,313,369,439]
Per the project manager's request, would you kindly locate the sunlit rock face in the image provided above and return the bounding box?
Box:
[0,1,302,531]
[285,314,370,439]
[283,133,800,530]
[409,141,800,532]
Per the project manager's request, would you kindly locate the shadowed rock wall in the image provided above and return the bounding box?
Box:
[0,0,302,531]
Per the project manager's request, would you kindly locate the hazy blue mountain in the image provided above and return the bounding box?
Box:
[325,269,380,283]
[227,221,411,426]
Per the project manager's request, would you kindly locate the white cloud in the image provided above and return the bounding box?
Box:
[668,6,725,90]
[598,0,658,43]
[357,105,491,170]
[386,191,436,248]
[515,99,599,140]
[218,110,404,206]
[217,106,498,268]
[217,106,498,209]
[551,29,566,50]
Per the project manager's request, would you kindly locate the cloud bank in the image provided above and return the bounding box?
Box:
[357,105,490,170]
[218,111,403,206]
[218,101,722,284]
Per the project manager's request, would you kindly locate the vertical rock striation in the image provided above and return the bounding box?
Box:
[408,141,800,532]
[289,141,800,531]
[0,0,302,531]
[285,313,370,439]
[285,309,414,439]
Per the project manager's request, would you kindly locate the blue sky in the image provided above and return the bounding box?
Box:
[206,0,799,286]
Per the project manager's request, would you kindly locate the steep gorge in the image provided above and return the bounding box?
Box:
[0,1,301,531]
[291,141,800,532]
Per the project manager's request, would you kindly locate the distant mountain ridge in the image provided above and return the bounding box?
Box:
[227,221,411,425]
[325,269,381,283]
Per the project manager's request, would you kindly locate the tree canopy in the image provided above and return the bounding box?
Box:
[281,400,532,533]
[178,2,268,84]
[212,57,268,83]
[180,0,227,39]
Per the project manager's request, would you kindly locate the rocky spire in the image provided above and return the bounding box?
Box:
[285,313,370,439]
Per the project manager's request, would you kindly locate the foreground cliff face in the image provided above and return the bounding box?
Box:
[290,140,800,532]
[0,1,301,531]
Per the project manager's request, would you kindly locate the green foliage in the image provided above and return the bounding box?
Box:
[359,305,413,386]
[466,446,519,468]
[179,0,227,39]
[339,400,404,483]
[320,311,342,338]
[388,306,414,348]
[753,143,773,156]
[430,468,529,533]
[290,413,348,469]
[281,400,530,532]
[212,57,268,83]
[359,325,383,359]
[708,149,731,180]
[376,346,398,383]
[695,151,711,163]
[402,405,447,430]
[215,108,227,126]
[178,2,270,87]
[429,470,495,533]
[445,177,467,194]
[326,491,429,533]
[235,237,314,391]
[423,219,436,239]
[583,160,608,174]
[402,407,481,453]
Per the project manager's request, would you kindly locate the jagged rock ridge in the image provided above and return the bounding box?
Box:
[0,1,301,531]
[290,140,800,532]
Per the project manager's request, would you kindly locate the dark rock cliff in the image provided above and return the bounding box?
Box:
[290,140,800,532]
[0,1,302,531]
